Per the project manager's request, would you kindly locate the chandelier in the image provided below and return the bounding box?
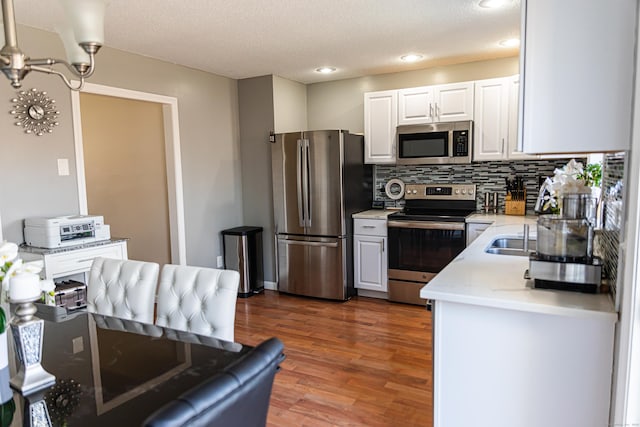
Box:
[0,0,108,91]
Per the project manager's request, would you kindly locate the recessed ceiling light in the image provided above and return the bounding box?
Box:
[400,54,423,63]
[499,38,520,48]
[315,67,336,74]
[479,0,511,8]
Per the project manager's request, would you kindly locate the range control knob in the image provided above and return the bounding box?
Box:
[461,189,467,194]
[455,189,460,194]
[469,188,474,194]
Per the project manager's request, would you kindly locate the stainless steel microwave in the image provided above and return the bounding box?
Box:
[396,120,473,165]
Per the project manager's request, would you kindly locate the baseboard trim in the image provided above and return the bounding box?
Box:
[263,281,277,291]
[356,289,388,300]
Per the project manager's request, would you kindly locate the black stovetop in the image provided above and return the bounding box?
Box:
[388,209,475,222]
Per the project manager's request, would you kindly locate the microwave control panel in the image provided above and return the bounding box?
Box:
[453,130,469,157]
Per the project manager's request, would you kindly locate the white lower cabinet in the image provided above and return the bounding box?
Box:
[353,219,387,292]
[466,222,491,246]
[432,300,615,427]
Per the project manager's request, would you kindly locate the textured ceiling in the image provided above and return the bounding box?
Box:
[13,0,520,84]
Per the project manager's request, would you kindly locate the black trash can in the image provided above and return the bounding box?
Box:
[221,226,264,298]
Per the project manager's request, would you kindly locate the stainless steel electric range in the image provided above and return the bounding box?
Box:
[387,183,477,306]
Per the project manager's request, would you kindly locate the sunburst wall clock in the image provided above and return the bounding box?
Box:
[9,88,60,136]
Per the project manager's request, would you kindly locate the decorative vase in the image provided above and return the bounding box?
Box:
[9,294,55,394]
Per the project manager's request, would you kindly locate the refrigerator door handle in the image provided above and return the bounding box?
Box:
[280,239,339,248]
[296,139,305,228]
[304,139,312,228]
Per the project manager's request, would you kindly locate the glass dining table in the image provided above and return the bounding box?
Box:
[0,309,251,427]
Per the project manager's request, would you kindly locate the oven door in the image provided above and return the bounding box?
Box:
[387,220,466,279]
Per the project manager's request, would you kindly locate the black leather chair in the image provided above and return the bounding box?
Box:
[143,337,285,427]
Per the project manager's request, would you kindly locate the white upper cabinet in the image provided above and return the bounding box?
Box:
[364,90,397,164]
[398,81,474,125]
[433,81,474,123]
[398,86,434,125]
[521,0,635,154]
[473,77,510,161]
[474,75,537,161]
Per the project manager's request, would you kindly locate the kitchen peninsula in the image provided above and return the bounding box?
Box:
[421,215,616,427]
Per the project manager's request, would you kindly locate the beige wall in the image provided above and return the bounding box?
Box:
[81,93,171,265]
[0,25,242,269]
[273,75,308,133]
[307,56,519,133]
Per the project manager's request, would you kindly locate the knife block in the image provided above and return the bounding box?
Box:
[505,191,526,215]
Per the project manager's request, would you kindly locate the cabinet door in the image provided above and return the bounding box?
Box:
[521,0,634,153]
[354,235,387,292]
[433,82,474,122]
[473,78,509,161]
[507,74,539,160]
[466,222,491,246]
[507,75,538,160]
[398,86,434,125]
[364,91,397,164]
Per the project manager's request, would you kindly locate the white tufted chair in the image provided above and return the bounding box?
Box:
[155,264,240,342]
[87,257,160,324]
[92,314,164,337]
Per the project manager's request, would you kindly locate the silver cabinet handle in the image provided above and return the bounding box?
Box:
[501,138,505,154]
[382,238,385,252]
[362,225,376,228]
[435,102,439,118]
[429,103,434,118]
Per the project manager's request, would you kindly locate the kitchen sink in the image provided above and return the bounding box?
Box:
[485,237,536,257]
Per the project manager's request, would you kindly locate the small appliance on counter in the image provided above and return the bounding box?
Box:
[527,194,603,293]
[24,215,111,248]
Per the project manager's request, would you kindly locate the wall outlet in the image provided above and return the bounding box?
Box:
[216,255,224,268]
[72,336,84,354]
[57,158,69,176]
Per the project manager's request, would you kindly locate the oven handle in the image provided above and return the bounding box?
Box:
[387,220,465,231]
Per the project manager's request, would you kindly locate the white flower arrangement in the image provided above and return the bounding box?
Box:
[0,242,55,302]
[539,159,591,213]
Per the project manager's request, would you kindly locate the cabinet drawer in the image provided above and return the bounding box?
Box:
[354,219,387,236]
[47,244,126,279]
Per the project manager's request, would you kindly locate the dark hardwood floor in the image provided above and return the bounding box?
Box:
[234,291,433,427]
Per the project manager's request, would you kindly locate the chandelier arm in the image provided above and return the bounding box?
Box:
[29,65,85,91]
[0,55,9,66]
[26,55,95,79]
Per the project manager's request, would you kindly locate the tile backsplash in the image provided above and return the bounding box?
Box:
[374,158,582,213]
[598,152,626,303]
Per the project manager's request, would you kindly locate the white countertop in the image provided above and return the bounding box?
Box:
[421,214,617,321]
[352,209,398,219]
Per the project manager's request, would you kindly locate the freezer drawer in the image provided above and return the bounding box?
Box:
[276,235,348,300]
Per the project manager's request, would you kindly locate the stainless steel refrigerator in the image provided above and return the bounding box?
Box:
[271,130,372,300]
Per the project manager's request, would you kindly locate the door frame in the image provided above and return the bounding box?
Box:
[70,82,186,265]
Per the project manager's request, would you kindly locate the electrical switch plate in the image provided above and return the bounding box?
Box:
[72,336,84,354]
[57,158,69,176]
[217,255,223,268]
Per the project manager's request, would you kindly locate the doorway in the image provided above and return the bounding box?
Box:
[71,84,186,265]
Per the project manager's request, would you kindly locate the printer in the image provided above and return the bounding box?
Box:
[24,215,111,249]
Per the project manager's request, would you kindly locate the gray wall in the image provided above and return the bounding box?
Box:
[307,56,519,133]
[238,75,308,283]
[238,76,276,282]
[1,26,242,268]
